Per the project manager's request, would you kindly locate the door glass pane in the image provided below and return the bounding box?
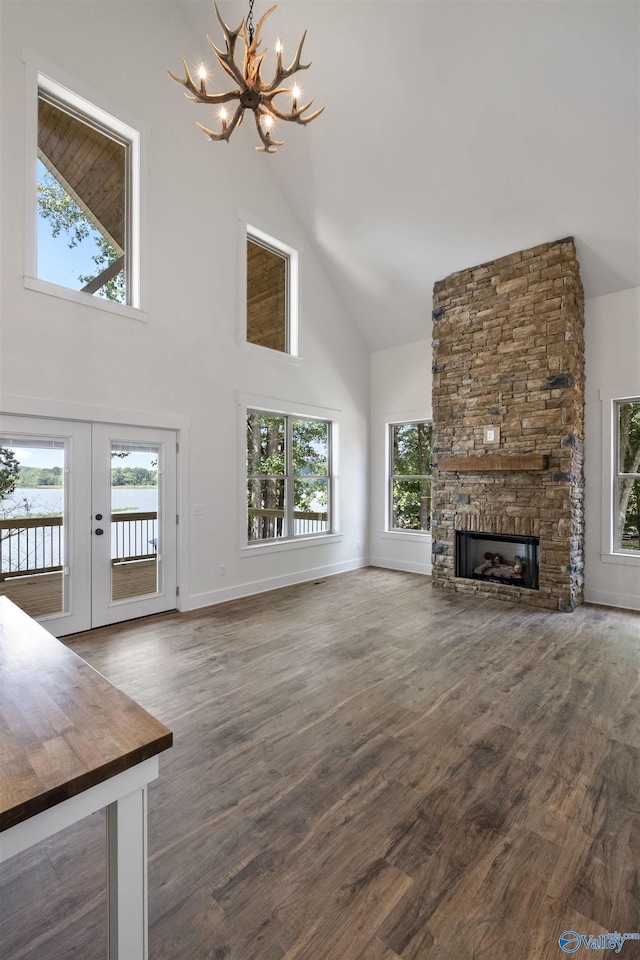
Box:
[0,437,65,618]
[110,442,159,601]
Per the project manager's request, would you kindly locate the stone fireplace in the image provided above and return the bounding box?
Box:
[431,238,585,611]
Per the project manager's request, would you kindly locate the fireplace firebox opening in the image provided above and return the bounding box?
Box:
[455,531,540,591]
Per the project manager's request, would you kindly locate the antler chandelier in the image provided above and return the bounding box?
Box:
[168,1,323,154]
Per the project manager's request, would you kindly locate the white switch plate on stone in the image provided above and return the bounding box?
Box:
[484,426,500,444]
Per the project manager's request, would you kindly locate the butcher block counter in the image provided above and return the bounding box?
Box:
[0,596,172,959]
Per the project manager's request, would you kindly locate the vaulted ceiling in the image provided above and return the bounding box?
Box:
[183,1,640,351]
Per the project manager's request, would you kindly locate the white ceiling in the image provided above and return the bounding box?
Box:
[191,1,640,351]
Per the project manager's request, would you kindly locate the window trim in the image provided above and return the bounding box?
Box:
[23,50,146,316]
[239,394,340,555]
[387,418,432,535]
[237,216,300,358]
[600,387,640,566]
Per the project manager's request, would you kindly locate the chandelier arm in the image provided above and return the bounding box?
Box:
[253,109,284,153]
[246,49,268,89]
[209,39,247,88]
[196,102,245,142]
[267,96,324,125]
[191,89,242,106]
[167,62,242,105]
[213,3,244,56]
[257,33,311,94]
[246,5,277,56]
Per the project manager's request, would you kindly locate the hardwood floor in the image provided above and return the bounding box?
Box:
[2,568,640,959]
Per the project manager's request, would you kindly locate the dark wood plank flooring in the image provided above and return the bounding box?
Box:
[2,569,640,959]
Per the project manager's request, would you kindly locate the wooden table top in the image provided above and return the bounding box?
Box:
[0,597,173,832]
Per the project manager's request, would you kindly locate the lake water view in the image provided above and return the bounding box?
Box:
[0,488,159,574]
[3,487,158,517]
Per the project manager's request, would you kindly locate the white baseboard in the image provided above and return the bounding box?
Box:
[369,556,432,576]
[584,587,640,612]
[184,558,368,611]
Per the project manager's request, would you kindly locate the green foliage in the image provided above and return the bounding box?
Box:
[37,169,125,303]
[619,402,640,549]
[0,447,20,500]
[79,234,125,303]
[292,419,328,478]
[392,422,432,476]
[38,170,92,247]
[247,414,285,477]
[246,412,330,538]
[15,463,156,489]
[391,422,432,531]
[110,467,158,487]
[15,465,62,487]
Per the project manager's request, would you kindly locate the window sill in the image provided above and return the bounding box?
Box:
[241,532,342,557]
[239,339,302,365]
[600,550,640,567]
[381,530,432,541]
[24,276,148,322]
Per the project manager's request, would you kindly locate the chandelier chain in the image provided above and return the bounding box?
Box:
[246,0,255,44]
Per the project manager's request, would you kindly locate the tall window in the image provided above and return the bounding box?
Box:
[36,77,138,305]
[616,400,640,552]
[390,421,432,532]
[246,226,298,355]
[247,410,330,542]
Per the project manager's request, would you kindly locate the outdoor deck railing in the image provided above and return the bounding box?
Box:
[0,511,158,578]
[248,508,328,541]
[0,515,64,578]
[1,507,331,576]
[112,511,158,563]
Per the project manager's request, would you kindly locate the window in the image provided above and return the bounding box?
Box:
[245,226,298,355]
[615,400,640,553]
[389,421,432,532]
[35,75,139,307]
[247,410,330,542]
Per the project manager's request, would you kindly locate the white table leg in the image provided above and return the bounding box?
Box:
[106,786,148,960]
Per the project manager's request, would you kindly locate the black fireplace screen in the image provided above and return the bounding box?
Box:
[455,531,540,590]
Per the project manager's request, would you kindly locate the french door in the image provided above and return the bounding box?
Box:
[0,415,177,636]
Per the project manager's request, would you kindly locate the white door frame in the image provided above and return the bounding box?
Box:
[0,415,92,635]
[0,396,190,632]
[91,423,177,629]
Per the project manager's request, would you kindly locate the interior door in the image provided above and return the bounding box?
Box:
[90,424,177,629]
[0,415,177,636]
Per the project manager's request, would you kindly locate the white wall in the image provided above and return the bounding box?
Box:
[369,339,432,575]
[0,1,370,612]
[584,287,640,610]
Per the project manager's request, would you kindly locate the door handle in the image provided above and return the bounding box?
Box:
[95,528,104,536]
[95,513,103,521]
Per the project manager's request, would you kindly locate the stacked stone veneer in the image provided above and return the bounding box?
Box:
[431,238,585,611]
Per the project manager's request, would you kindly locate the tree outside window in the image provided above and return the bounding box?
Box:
[247,411,330,542]
[390,422,432,532]
[36,81,136,305]
[617,400,640,552]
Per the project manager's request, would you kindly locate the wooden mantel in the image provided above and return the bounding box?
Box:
[437,454,549,473]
